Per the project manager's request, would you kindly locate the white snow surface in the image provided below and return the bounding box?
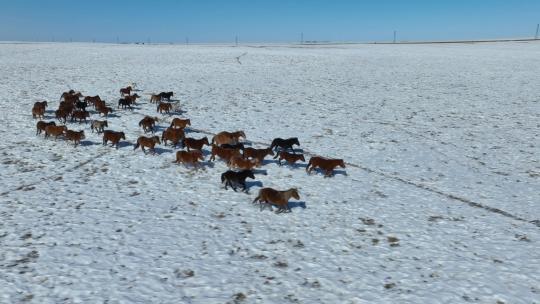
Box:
[0,42,539,304]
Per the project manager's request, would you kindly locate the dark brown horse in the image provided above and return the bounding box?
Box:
[36,121,56,136]
[139,116,159,133]
[157,102,172,114]
[209,144,242,162]
[159,91,174,101]
[119,86,132,96]
[33,101,48,110]
[70,110,90,123]
[64,130,85,147]
[96,105,113,117]
[183,137,210,151]
[134,136,161,154]
[161,127,185,147]
[243,147,274,163]
[55,109,70,123]
[84,95,102,107]
[32,105,45,119]
[174,150,204,168]
[278,151,306,166]
[211,131,246,146]
[306,156,346,177]
[103,130,125,149]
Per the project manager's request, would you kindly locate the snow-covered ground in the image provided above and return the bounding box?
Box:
[0,42,538,303]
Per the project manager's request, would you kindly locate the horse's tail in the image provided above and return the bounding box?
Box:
[211,136,216,145]
[170,121,174,128]
[252,195,260,204]
[133,141,140,150]
[220,173,226,183]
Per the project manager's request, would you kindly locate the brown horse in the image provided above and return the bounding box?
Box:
[134,136,161,154]
[210,144,242,162]
[211,131,246,146]
[170,118,191,129]
[60,91,82,101]
[84,95,101,106]
[65,130,85,147]
[103,130,125,149]
[71,110,90,123]
[150,94,161,103]
[183,137,210,151]
[120,86,132,96]
[96,105,113,117]
[44,125,67,140]
[157,102,172,114]
[93,99,106,110]
[252,188,300,213]
[228,156,260,170]
[33,101,48,110]
[139,116,159,133]
[306,156,346,177]
[124,93,140,105]
[243,147,274,163]
[36,121,56,136]
[55,109,70,123]
[161,127,185,147]
[278,151,306,166]
[32,105,45,119]
[174,150,204,168]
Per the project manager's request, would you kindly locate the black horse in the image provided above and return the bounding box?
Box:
[270,137,300,155]
[221,170,255,192]
[118,98,133,110]
[159,91,174,101]
[75,101,88,111]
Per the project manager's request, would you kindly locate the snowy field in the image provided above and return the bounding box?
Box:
[0,41,538,303]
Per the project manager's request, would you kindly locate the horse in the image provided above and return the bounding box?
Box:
[123,93,140,105]
[75,101,88,111]
[70,110,90,123]
[55,109,70,123]
[134,136,161,154]
[60,91,82,101]
[228,156,260,170]
[270,137,300,154]
[183,137,210,151]
[64,130,85,147]
[90,120,108,133]
[306,156,346,177]
[170,118,191,129]
[118,98,133,110]
[243,147,274,163]
[96,105,113,117]
[159,91,174,101]
[44,125,67,140]
[221,170,255,192]
[33,101,48,110]
[84,95,101,107]
[174,150,204,168]
[161,127,185,147]
[209,145,242,162]
[252,188,300,213]
[120,86,132,96]
[157,102,172,114]
[139,116,159,133]
[211,131,246,146]
[150,94,161,104]
[32,105,45,119]
[278,151,306,166]
[93,99,106,110]
[36,121,56,136]
[103,130,125,149]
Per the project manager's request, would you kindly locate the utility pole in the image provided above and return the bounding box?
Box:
[235,35,238,46]
[300,32,304,44]
[393,30,397,43]
[536,24,539,40]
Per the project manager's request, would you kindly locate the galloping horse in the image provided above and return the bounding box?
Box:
[64,130,85,147]
[277,151,305,166]
[36,121,56,136]
[221,170,255,192]
[270,137,300,154]
[120,86,132,96]
[212,131,246,146]
[134,136,161,154]
[102,130,125,149]
[243,147,274,163]
[161,127,185,147]
[170,118,191,129]
[183,137,210,151]
[44,125,67,140]
[139,116,159,133]
[175,150,204,168]
[306,156,346,177]
[210,145,242,162]
[252,188,300,213]
[90,120,108,133]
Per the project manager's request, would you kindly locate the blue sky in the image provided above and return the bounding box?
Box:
[1,0,539,43]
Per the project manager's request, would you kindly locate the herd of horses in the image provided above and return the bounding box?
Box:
[31,85,346,213]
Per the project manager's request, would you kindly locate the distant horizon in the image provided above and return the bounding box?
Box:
[1,1,539,43]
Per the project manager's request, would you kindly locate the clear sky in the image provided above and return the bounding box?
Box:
[1,0,539,43]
